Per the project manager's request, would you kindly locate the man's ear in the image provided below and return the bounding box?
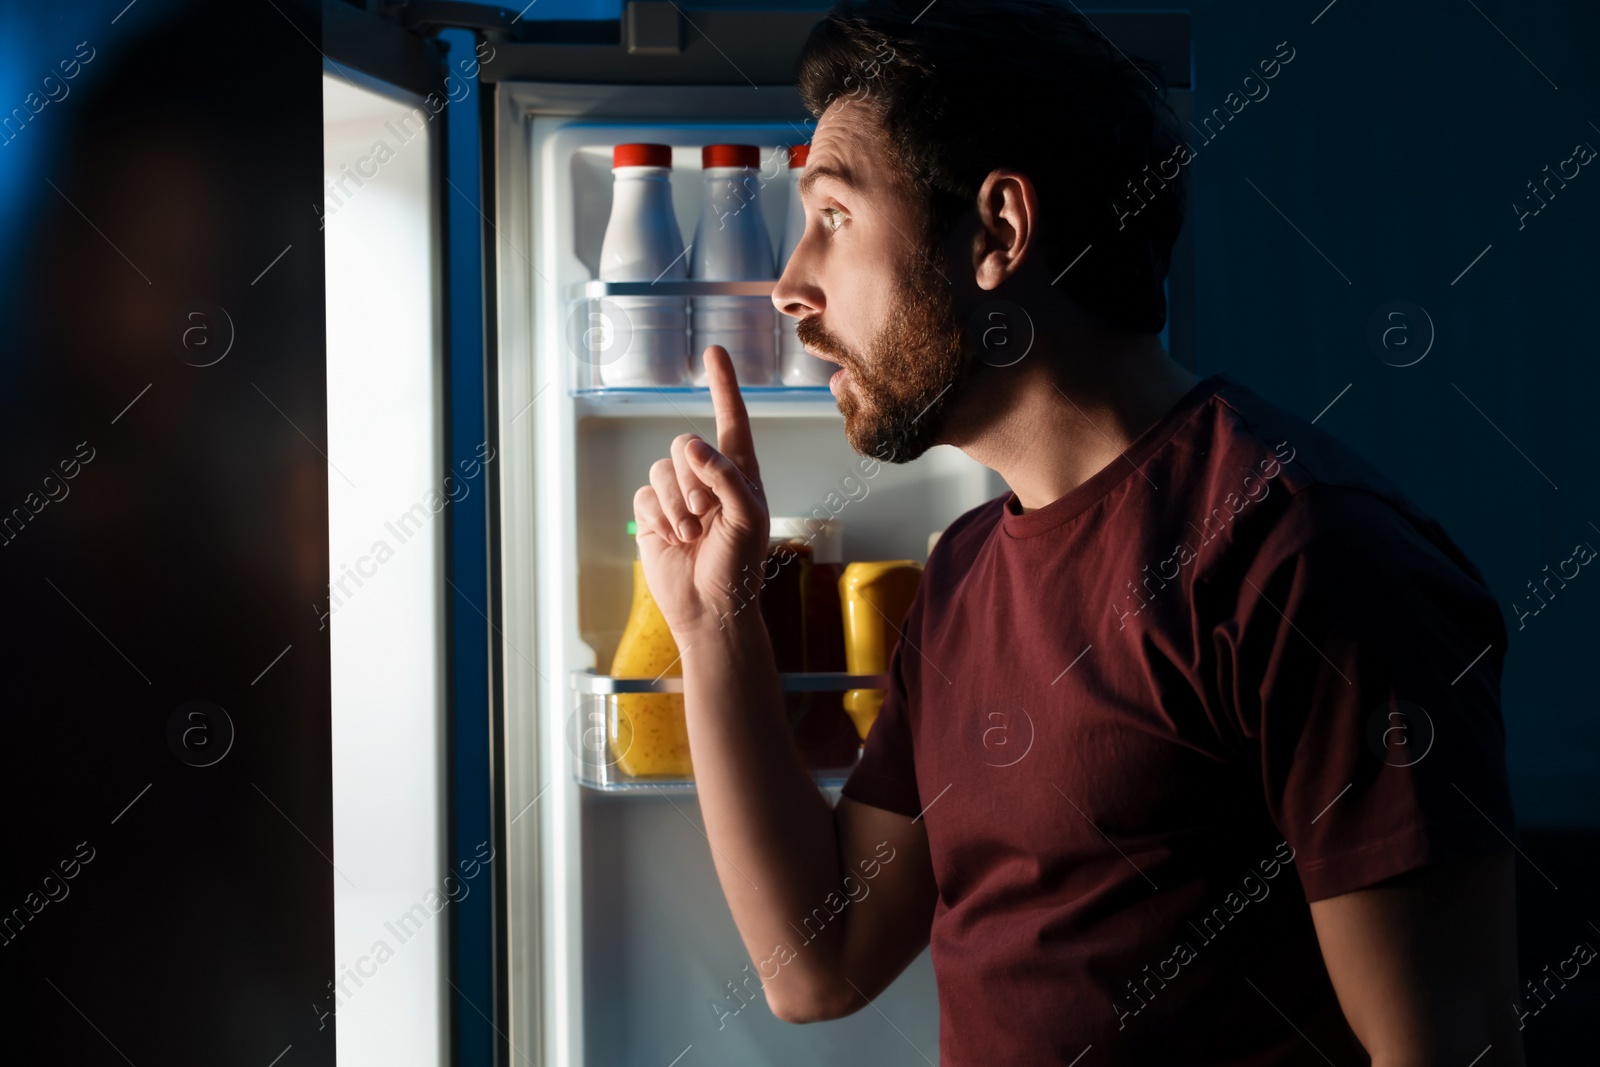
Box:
[971,168,1040,291]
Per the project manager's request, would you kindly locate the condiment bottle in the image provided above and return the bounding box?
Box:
[797,557,859,769]
[838,561,924,740]
[608,520,691,777]
[761,517,854,767]
[757,532,812,725]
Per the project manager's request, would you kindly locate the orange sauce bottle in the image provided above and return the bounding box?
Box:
[608,521,691,777]
[838,561,923,740]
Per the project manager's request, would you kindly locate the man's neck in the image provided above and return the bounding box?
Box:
[947,333,1202,514]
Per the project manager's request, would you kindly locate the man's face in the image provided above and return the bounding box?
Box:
[773,101,973,461]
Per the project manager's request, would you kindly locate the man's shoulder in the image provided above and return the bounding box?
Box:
[1195,376,1494,595]
[1204,375,1410,500]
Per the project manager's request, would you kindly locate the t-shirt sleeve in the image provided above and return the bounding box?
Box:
[1209,483,1517,902]
[838,588,924,819]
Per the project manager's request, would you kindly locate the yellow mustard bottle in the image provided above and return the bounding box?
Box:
[838,561,924,740]
[609,521,692,777]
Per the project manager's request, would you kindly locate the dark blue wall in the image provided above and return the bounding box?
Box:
[1138,0,1598,826]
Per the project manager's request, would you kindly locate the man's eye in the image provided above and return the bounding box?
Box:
[819,207,845,234]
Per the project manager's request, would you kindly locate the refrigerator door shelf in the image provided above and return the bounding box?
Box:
[569,692,865,793]
[569,667,891,693]
[572,759,860,794]
[568,669,875,792]
[570,285,822,398]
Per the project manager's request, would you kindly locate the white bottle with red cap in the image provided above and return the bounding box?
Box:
[689,144,776,387]
[596,143,689,387]
[775,143,835,386]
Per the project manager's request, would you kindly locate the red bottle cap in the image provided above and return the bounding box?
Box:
[702,143,761,169]
[612,143,673,168]
[788,144,809,168]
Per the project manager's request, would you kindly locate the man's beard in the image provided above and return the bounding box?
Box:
[794,239,971,463]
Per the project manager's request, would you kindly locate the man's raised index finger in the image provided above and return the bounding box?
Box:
[705,345,759,482]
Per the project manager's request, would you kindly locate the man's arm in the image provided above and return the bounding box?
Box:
[1309,848,1525,1066]
[678,613,937,1022]
[1209,483,1526,1060]
[633,346,938,1023]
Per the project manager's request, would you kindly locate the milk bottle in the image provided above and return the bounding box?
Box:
[776,144,835,386]
[596,143,689,387]
[689,144,776,386]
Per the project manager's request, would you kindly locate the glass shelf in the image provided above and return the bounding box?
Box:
[567,669,880,792]
[571,385,838,418]
[570,668,890,693]
[569,280,777,298]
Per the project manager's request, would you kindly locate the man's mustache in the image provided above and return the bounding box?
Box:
[795,319,856,371]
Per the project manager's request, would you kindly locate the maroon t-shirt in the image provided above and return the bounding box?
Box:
[840,372,1516,1066]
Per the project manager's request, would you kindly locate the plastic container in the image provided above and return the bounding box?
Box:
[838,561,924,740]
[775,144,835,387]
[689,144,776,386]
[608,520,691,776]
[595,143,689,387]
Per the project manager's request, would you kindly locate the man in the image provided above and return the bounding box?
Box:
[630,1,1525,1063]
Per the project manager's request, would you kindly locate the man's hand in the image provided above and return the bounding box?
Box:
[632,344,770,636]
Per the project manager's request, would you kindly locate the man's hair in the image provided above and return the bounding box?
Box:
[796,0,1187,335]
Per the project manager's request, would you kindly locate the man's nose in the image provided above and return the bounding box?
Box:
[772,241,821,321]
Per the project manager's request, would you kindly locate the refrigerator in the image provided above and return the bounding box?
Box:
[483,7,1193,1066]
[0,2,1186,1062]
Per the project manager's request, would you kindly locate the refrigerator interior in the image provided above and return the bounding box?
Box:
[497,82,1012,1066]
